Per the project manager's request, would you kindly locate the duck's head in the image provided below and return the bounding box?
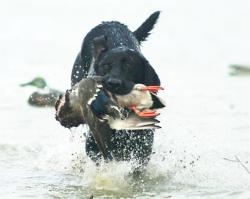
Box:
[55,88,84,128]
[20,77,47,89]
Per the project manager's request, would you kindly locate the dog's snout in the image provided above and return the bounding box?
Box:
[106,77,122,89]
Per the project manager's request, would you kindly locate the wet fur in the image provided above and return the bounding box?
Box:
[70,11,161,166]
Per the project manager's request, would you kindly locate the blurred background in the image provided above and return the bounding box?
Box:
[0,0,250,198]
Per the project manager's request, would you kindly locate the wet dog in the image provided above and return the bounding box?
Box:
[69,11,161,168]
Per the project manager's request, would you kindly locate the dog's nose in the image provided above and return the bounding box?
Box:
[105,77,122,89]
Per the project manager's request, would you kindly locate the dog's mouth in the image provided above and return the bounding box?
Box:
[102,80,134,95]
[105,86,128,95]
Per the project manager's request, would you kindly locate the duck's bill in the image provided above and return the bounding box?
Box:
[20,82,31,87]
[109,114,161,130]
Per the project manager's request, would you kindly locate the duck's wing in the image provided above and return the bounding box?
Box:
[89,89,122,120]
[150,92,166,109]
[109,113,161,130]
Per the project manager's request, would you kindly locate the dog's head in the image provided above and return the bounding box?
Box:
[92,36,160,95]
[55,90,84,128]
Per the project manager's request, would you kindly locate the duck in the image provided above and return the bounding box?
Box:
[55,76,165,159]
[28,92,60,107]
[114,84,165,117]
[229,64,250,76]
[21,77,63,107]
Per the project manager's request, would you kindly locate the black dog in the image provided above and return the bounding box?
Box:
[71,11,161,167]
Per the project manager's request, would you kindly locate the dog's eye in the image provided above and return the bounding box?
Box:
[97,64,111,75]
[122,62,133,70]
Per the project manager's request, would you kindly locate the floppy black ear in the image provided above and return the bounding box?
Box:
[93,35,108,56]
[144,60,160,86]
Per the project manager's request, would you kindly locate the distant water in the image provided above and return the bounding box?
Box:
[0,0,250,198]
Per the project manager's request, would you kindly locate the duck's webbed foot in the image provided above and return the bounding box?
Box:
[129,105,159,118]
[140,85,164,93]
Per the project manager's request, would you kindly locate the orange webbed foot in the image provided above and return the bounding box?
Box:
[141,86,164,93]
[129,105,159,118]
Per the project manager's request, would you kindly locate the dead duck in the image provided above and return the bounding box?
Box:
[55,76,164,159]
[21,77,63,107]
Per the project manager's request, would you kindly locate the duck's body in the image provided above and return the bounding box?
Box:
[55,76,163,159]
[28,92,60,107]
[21,77,63,107]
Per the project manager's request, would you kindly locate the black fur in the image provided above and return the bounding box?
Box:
[71,11,161,167]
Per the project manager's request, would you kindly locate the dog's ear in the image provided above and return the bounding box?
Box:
[93,35,108,56]
[144,60,161,86]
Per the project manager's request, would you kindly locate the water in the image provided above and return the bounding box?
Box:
[1,0,250,198]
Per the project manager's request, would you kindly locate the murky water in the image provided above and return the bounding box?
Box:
[1,0,250,198]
